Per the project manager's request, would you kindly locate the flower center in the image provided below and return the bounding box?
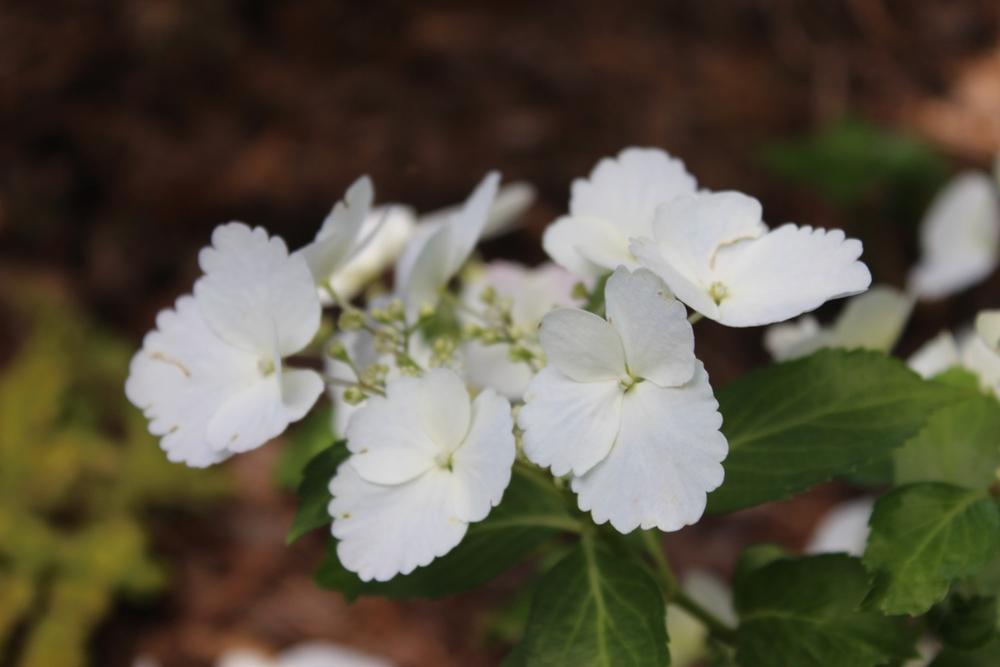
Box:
[258,357,276,376]
[434,450,455,472]
[619,368,643,393]
[708,281,729,305]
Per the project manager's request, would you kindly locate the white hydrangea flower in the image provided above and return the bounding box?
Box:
[908,173,1000,300]
[764,286,913,361]
[296,176,376,297]
[126,223,323,467]
[395,173,500,319]
[908,325,1000,398]
[329,368,515,581]
[631,191,872,327]
[543,147,697,278]
[805,497,875,557]
[518,267,727,533]
[326,204,417,301]
[460,261,580,398]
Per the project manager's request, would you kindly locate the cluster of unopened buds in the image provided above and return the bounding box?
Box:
[126,146,1000,583]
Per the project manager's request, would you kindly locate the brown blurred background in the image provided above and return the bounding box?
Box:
[1,1,999,665]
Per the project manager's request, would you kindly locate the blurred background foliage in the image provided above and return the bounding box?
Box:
[760,117,949,218]
[0,277,226,667]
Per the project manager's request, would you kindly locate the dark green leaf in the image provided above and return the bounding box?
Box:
[275,405,336,490]
[734,553,916,667]
[894,396,1000,490]
[931,367,983,391]
[315,466,578,599]
[516,537,669,667]
[863,482,1000,616]
[286,441,348,544]
[930,638,1000,667]
[708,350,962,514]
[733,543,788,583]
[930,594,997,649]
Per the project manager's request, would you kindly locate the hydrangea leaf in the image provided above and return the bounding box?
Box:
[708,349,964,514]
[734,553,916,667]
[287,440,348,544]
[275,405,336,491]
[930,638,1000,667]
[315,466,578,599]
[930,637,1000,667]
[513,537,670,667]
[894,396,1000,490]
[862,482,1000,616]
[929,594,997,650]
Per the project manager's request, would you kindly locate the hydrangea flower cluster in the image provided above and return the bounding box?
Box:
[127,146,875,582]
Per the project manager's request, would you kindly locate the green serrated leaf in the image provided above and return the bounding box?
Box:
[863,482,1000,616]
[287,441,348,545]
[894,396,1000,490]
[931,367,983,391]
[315,465,579,599]
[275,405,336,490]
[515,536,669,667]
[734,553,916,667]
[708,349,963,514]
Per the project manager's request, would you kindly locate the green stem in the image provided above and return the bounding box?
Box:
[640,530,678,594]
[674,591,737,644]
[687,312,704,325]
[640,530,737,645]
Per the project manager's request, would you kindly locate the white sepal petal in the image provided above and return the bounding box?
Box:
[328,204,417,301]
[206,374,287,454]
[908,331,961,379]
[297,176,374,288]
[450,389,516,522]
[518,367,624,477]
[764,286,913,361]
[345,374,453,486]
[805,497,874,557]
[908,173,1000,300]
[543,147,697,276]
[125,295,250,467]
[571,364,727,533]
[571,147,698,241]
[538,309,626,382]
[962,334,1000,398]
[196,222,321,357]
[542,216,619,278]
[329,465,468,582]
[976,310,1000,351]
[764,316,823,362]
[605,267,695,387]
[398,172,499,318]
[712,224,872,327]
